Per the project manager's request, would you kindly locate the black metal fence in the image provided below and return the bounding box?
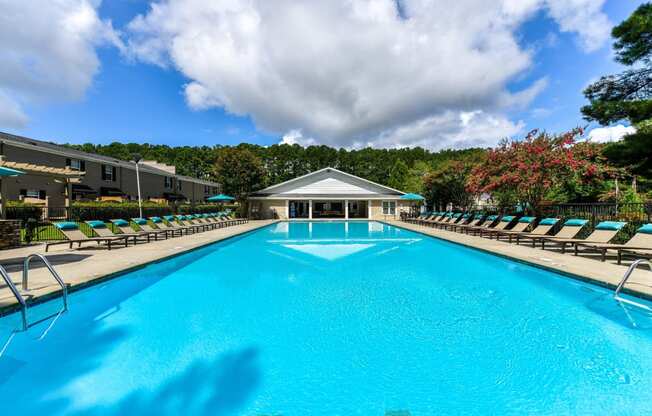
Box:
[462,202,652,223]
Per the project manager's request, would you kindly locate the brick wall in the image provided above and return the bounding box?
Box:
[0,220,21,249]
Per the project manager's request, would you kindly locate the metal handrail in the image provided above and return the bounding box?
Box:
[0,264,27,330]
[22,254,68,310]
[614,259,652,312]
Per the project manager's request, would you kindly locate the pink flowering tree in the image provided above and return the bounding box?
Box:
[466,129,611,214]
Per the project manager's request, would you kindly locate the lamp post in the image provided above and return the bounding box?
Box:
[133,153,143,218]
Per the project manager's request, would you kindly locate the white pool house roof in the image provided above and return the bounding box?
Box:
[249,167,406,200]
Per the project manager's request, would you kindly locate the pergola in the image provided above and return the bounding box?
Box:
[0,159,85,219]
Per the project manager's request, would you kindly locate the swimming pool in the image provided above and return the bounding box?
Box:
[1,220,652,415]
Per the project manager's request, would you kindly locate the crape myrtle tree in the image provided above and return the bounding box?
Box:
[582,3,652,179]
[466,129,611,215]
[213,146,266,215]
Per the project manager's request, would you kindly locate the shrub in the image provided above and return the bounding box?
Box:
[70,202,173,221]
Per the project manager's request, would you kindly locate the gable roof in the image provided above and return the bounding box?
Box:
[251,167,405,198]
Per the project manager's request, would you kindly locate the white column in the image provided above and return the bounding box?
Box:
[285,200,289,219]
[309,200,313,219]
[368,200,372,219]
[344,199,349,219]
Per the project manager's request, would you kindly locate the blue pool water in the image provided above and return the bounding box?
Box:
[1,221,652,415]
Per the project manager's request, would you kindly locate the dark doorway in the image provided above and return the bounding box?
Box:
[289,200,310,218]
[347,200,368,218]
[313,201,344,218]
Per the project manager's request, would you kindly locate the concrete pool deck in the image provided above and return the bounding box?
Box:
[0,220,278,315]
[385,220,652,300]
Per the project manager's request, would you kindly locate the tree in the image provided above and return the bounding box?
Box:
[213,147,266,214]
[402,160,432,194]
[581,3,652,181]
[602,120,652,177]
[466,129,610,215]
[66,139,488,191]
[388,159,409,190]
[424,160,478,210]
[582,3,652,125]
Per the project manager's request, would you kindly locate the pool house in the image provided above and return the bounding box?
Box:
[248,167,415,220]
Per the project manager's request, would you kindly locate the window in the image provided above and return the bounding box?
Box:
[164,177,173,189]
[176,180,182,191]
[101,164,116,182]
[66,158,85,171]
[20,189,46,199]
[382,201,396,215]
[204,185,210,195]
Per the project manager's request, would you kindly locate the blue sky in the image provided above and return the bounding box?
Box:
[0,0,645,149]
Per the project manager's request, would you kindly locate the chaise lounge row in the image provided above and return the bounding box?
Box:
[405,211,652,264]
[45,212,248,252]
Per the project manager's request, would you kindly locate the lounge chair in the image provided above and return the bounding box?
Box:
[416,212,441,226]
[224,210,247,224]
[204,213,229,228]
[465,215,501,236]
[110,219,156,243]
[493,217,536,242]
[574,223,652,263]
[443,213,472,231]
[46,222,129,252]
[450,213,484,233]
[217,212,240,226]
[157,216,191,235]
[406,212,430,224]
[427,212,455,228]
[175,215,208,232]
[193,214,220,230]
[480,216,517,239]
[183,214,211,230]
[541,220,627,253]
[517,218,587,248]
[437,213,464,230]
[85,220,144,246]
[132,218,171,240]
[514,218,560,246]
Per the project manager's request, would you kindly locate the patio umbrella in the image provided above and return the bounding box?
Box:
[0,166,25,219]
[400,193,425,201]
[207,193,235,202]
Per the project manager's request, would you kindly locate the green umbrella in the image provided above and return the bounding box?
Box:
[0,166,24,219]
[207,193,235,202]
[400,193,425,201]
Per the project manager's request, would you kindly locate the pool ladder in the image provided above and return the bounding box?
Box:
[0,254,68,331]
[614,259,652,312]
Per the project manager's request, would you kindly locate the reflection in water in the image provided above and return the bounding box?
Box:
[282,244,374,261]
[267,221,421,263]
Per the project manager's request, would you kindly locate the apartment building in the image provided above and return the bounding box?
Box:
[0,132,220,206]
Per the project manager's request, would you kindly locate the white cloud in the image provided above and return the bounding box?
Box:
[544,0,611,52]
[0,0,121,128]
[124,0,610,149]
[588,124,636,143]
[280,129,316,146]
[0,92,28,128]
[282,110,524,150]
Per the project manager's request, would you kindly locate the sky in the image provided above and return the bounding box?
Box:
[0,0,645,150]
